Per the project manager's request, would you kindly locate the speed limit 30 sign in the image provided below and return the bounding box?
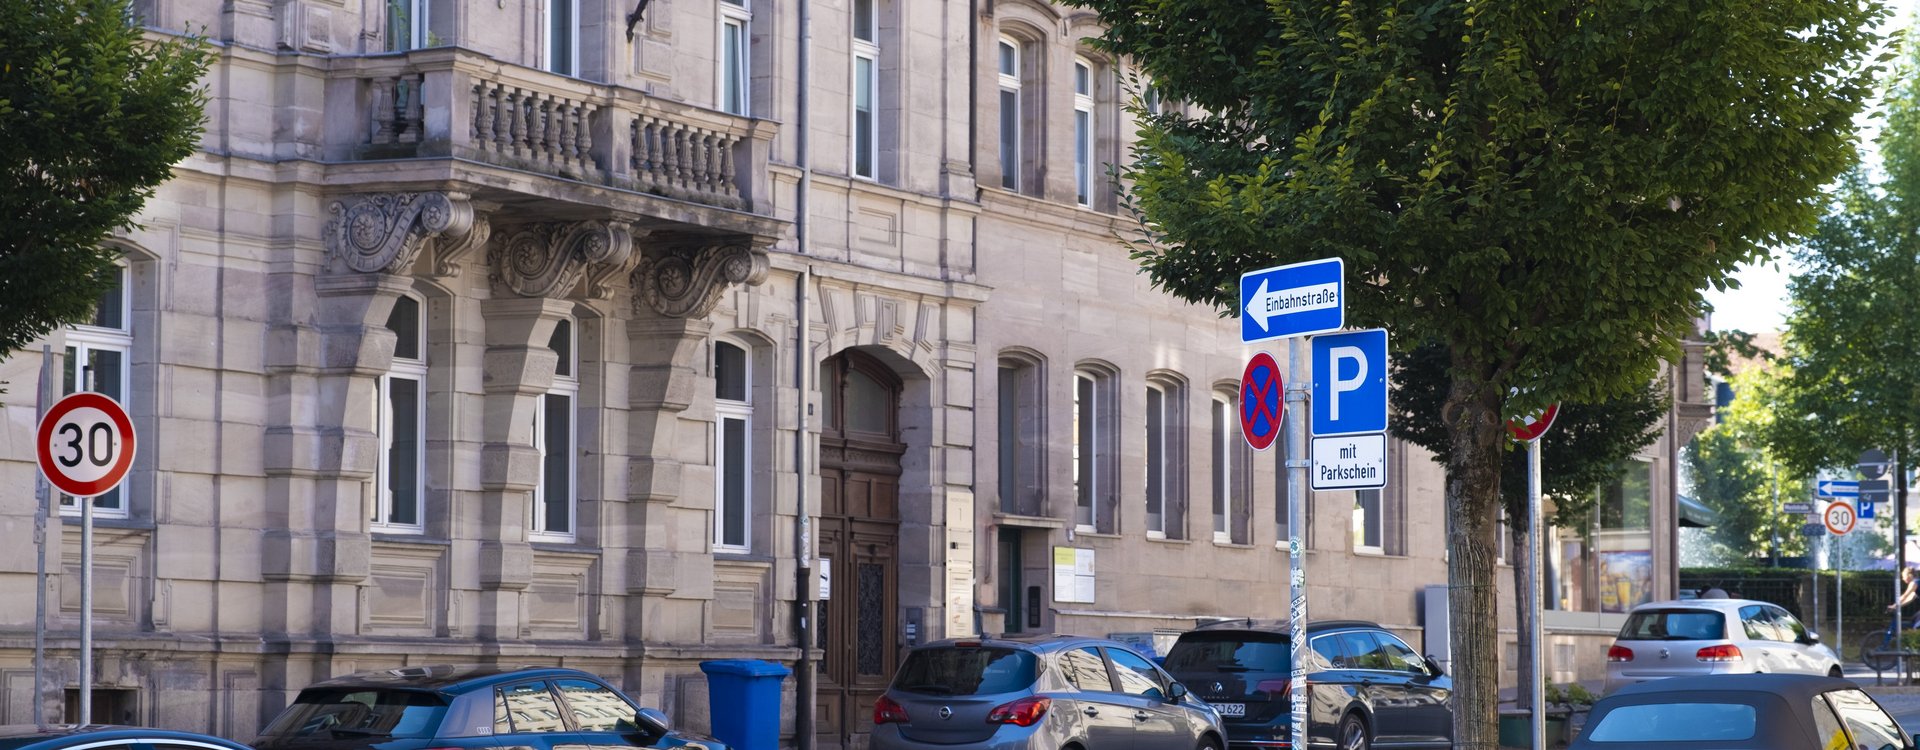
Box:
[1824,501,1857,536]
[36,392,136,497]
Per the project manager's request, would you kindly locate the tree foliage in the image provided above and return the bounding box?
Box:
[0,0,209,357]
[1688,368,1813,564]
[1065,0,1881,745]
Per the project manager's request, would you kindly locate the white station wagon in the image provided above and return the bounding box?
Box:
[1604,597,1842,693]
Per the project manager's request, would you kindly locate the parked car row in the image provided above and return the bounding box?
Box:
[0,666,720,750]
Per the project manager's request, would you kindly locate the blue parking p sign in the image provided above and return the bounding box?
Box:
[1861,498,1877,519]
[1311,329,1388,437]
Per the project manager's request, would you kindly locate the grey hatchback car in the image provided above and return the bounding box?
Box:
[871,635,1225,750]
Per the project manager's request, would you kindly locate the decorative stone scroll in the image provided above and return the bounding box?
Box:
[324,192,476,275]
[488,220,636,298]
[630,242,770,320]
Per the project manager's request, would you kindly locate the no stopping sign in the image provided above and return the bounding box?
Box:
[37,392,136,497]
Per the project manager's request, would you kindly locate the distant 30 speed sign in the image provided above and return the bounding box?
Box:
[1824,501,1857,536]
[36,392,137,498]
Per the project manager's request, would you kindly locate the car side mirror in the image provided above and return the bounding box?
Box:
[1167,682,1189,703]
[1425,656,1445,677]
[1802,631,1822,645]
[636,708,670,736]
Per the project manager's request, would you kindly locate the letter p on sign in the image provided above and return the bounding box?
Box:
[1311,329,1389,437]
[1327,346,1367,421]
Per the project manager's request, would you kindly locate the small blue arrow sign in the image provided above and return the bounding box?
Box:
[1817,480,1860,498]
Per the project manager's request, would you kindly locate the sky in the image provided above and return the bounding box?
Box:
[1702,0,1917,333]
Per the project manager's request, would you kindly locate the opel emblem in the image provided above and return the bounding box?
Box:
[939,705,953,720]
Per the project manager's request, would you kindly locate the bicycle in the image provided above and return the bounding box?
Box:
[1859,611,1918,671]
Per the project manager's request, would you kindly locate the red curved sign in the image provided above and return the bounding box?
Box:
[1507,402,1560,443]
[1241,352,1285,451]
[36,391,137,498]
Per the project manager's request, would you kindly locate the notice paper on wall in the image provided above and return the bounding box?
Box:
[1052,547,1097,604]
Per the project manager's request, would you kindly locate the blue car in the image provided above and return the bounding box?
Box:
[254,665,721,750]
[0,725,257,750]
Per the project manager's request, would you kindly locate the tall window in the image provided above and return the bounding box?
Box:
[719,0,751,116]
[544,0,579,76]
[1353,489,1383,554]
[714,340,752,551]
[997,356,1044,517]
[1073,373,1098,531]
[532,320,577,542]
[61,265,132,518]
[374,295,426,532]
[851,0,879,180]
[1212,395,1249,544]
[385,0,429,51]
[997,37,1023,191]
[1145,385,1168,537]
[1073,57,1094,206]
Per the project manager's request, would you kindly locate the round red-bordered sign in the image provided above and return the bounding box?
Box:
[1240,351,1285,451]
[1824,501,1857,536]
[37,391,137,498]
[1507,402,1560,442]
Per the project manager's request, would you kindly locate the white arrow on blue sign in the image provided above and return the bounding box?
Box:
[1817,480,1860,498]
[1310,328,1389,437]
[1240,258,1345,343]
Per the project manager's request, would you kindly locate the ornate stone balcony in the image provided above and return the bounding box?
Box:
[323,48,776,220]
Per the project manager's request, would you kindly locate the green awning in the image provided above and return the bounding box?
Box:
[1679,494,1720,528]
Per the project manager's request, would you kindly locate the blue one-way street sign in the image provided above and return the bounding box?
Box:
[1311,328,1388,437]
[1817,480,1859,498]
[1241,258,1345,343]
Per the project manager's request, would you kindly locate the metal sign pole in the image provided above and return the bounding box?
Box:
[32,345,50,726]
[80,477,93,725]
[1528,437,1545,750]
[1286,339,1310,750]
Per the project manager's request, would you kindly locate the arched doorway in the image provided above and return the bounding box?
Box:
[817,349,903,749]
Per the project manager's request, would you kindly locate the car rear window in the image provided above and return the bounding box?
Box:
[1618,609,1726,641]
[1164,633,1291,673]
[1586,702,1757,742]
[891,647,1037,696]
[261,688,450,740]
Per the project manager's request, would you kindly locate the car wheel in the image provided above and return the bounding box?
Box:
[1197,737,1221,750]
[1338,713,1370,750]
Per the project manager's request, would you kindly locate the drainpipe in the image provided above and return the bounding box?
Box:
[794,0,816,745]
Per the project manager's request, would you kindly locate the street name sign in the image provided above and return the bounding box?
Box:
[1782,501,1814,515]
[1310,328,1388,437]
[1817,480,1859,498]
[1240,258,1345,343]
[37,391,136,498]
[1240,352,1285,452]
[1311,433,1388,491]
[1825,502,1858,536]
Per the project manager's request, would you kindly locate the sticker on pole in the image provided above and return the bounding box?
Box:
[1240,351,1285,452]
[1824,502,1857,536]
[36,392,137,498]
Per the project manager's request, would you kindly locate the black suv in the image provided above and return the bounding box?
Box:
[1162,620,1452,750]
[255,665,723,750]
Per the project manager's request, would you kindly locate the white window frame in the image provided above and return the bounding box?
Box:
[1073,57,1095,207]
[718,1,752,117]
[60,264,133,519]
[373,294,427,534]
[714,340,753,553]
[531,319,578,543]
[386,0,430,51]
[997,36,1022,192]
[1354,489,1384,555]
[851,0,879,181]
[1073,372,1099,533]
[1145,384,1170,539]
[543,0,580,77]
[1211,395,1233,544]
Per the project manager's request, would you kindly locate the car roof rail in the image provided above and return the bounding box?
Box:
[1194,617,1257,630]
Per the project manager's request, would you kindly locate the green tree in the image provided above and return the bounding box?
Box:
[1688,368,1811,564]
[1066,1,1881,744]
[0,0,209,357]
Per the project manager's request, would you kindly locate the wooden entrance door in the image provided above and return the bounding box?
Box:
[817,351,904,750]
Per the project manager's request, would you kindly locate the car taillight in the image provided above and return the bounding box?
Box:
[1607,645,1634,662]
[874,695,911,724]
[987,696,1051,727]
[1696,644,1743,662]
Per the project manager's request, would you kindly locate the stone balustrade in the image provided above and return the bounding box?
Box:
[330,49,766,213]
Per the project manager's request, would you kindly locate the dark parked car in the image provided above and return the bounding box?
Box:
[1162,620,1452,750]
[0,725,256,750]
[1571,673,1912,750]
[254,665,721,750]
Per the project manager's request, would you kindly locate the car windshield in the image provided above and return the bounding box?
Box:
[1586,702,1758,742]
[261,688,450,740]
[1163,633,1290,674]
[891,647,1037,696]
[1619,609,1725,641]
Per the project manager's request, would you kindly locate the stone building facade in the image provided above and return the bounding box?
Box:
[0,0,1711,747]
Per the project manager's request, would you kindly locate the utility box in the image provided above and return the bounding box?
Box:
[699,660,790,750]
[1421,584,1451,674]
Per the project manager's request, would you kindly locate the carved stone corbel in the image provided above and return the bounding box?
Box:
[324,191,476,275]
[630,241,771,319]
[488,220,636,298]
[432,208,493,279]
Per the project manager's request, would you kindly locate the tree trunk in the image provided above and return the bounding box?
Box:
[1444,365,1507,750]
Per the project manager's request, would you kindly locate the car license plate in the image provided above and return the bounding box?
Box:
[1214,702,1246,718]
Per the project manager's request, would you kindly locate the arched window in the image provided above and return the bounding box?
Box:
[61,263,133,518]
[714,339,752,552]
[1145,374,1187,540]
[1073,364,1118,533]
[996,352,1045,517]
[373,294,427,532]
[1210,391,1252,544]
[1073,56,1096,206]
[532,318,577,542]
[997,35,1025,191]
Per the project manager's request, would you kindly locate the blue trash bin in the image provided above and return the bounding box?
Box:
[700,659,791,750]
